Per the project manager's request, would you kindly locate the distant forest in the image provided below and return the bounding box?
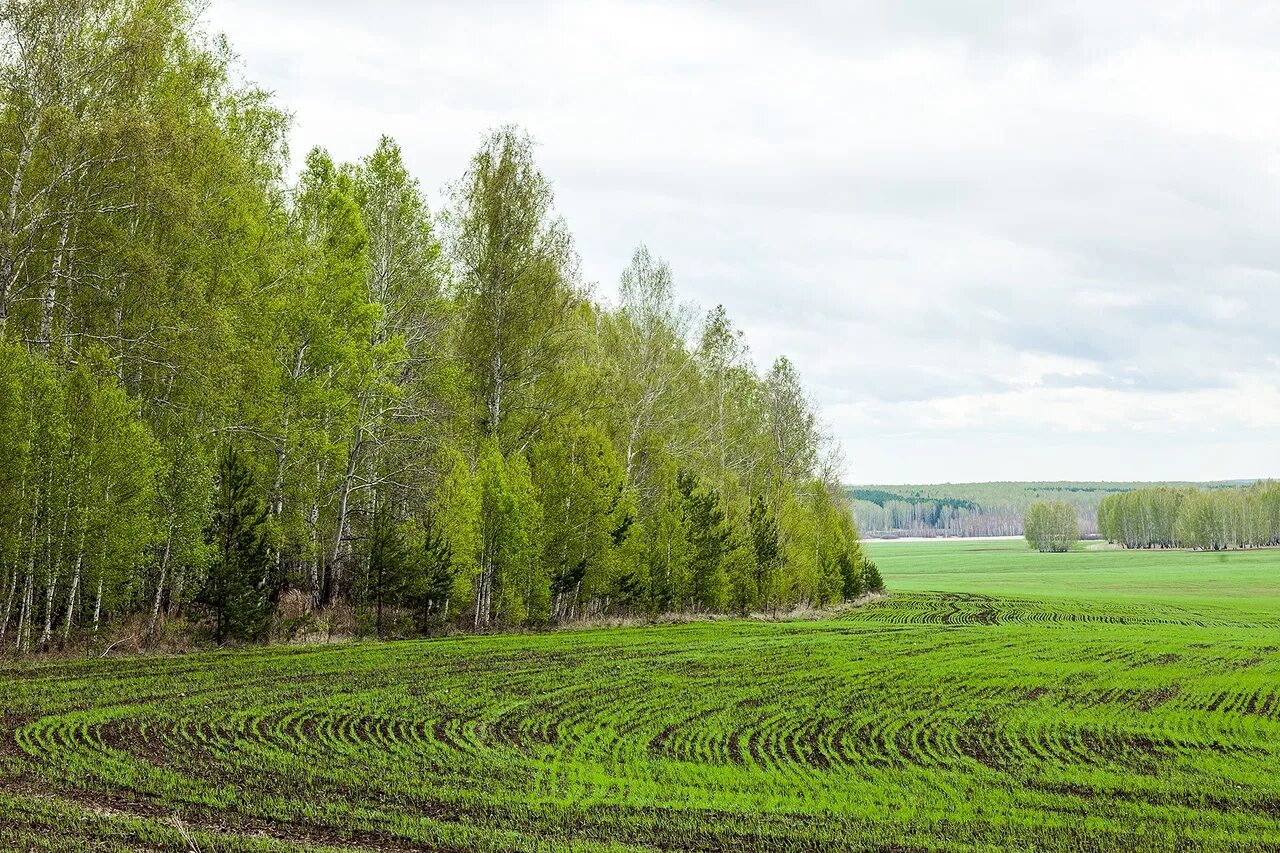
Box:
[849,481,1256,539]
[1099,482,1280,550]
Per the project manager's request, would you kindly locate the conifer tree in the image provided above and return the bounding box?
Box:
[644,466,693,613]
[367,499,410,637]
[203,446,271,643]
[750,496,783,613]
[413,510,455,630]
[532,424,628,620]
[723,511,759,616]
[862,558,884,593]
[839,551,865,601]
[679,471,728,611]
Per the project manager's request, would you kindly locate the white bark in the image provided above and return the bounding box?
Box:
[0,564,19,645]
[0,122,36,333]
[328,426,363,597]
[145,523,174,643]
[38,559,56,647]
[91,574,103,636]
[61,549,81,644]
[36,205,73,351]
[15,567,33,653]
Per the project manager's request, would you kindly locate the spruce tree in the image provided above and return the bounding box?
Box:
[414,511,455,630]
[723,516,759,616]
[203,447,271,643]
[750,497,782,613]
[679,471,728,611]
[838,551,865,601]
[368,500,410,637]
[862,558,884,593]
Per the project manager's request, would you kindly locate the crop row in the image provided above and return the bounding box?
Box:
[1,593,1279,851]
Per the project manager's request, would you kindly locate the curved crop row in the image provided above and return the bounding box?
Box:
[1,591,1279,851]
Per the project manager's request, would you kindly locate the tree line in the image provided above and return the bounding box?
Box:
[1098,483,1280,551]
[851,495,1023,538]
[851,481,1257,541]
[850,483,1111,539]
[0,0,877,652]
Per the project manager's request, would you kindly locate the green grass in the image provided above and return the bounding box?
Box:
[866,537,1280,618]
[2,541,1278,851]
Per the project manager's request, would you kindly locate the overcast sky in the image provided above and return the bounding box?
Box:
[205,1,1280,484]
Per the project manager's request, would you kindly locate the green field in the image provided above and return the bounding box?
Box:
[2,540,1279,851]
[865,538,1280,618]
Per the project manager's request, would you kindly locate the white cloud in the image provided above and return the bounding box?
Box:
[204,0,1280,483]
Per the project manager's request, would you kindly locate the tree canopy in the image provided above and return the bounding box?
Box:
[1099,483,1280,551]
[1024,501,1078,553]
[0,0,874,651]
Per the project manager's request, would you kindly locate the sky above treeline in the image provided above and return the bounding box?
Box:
[206,1,1280,484]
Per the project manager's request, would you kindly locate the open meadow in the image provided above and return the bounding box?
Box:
[2,539,1279,852]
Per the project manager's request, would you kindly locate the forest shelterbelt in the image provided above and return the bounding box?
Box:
[0,0,873,654]
[2,541,1278,852]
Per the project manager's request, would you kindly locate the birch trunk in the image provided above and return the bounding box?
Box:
[91,575,103,636]
[39,493,73,647]
[145,523,174,643]
[16,568,33,653]
[270,345,304,602]
[328,427,363,599]
[473,551,493,630]
[0,567,18,645]
[308,500,321,606]
[37,209,73,352]
[38,560,57,647]
[61,549,82,644]
[168,563,186,619]
[13,503,39,651]
[0,125,36,333]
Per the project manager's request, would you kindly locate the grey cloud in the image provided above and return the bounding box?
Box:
[1038,371,1230,394]
[205,0,1280,482]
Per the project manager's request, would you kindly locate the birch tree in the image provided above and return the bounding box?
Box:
[269,148,370,606]
[448,126,579,452]
[605,245,698,496]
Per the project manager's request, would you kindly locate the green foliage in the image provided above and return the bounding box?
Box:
[851,489,979,512]
[202,446,270,643]
[862,558,884,592]
[1099,482,1280,550]
[531,423,629,619]
[1024,500,1079,552]
[722,513,759,616]
[0,0,867,648]
[448,125,579,450]
[679,471,729,611]
[0,343,158,651]
[434,447,482,618]
[850,480,1252,539]
[641,466,694,613]
[473,440,545,627]
[838,551,865,598]
[411,510,455,630]
[365,498,412,636]
[749,496,783,611]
